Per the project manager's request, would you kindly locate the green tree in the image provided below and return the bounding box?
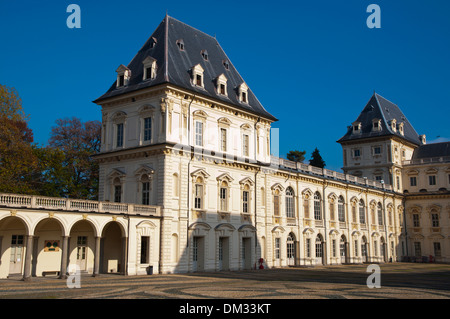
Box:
[287,150,306,163]
[0,84,39,194]
[48,117,101,200]
[309,147,326,168]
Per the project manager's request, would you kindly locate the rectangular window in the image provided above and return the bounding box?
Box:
[220,84,226,95]
[195,121,203,146]
[242,92,247,103]
[354,240,358,257]
[140,236,150,264]
[373,146,381,155]
[273,195,280,216]
[142,182,150,205]
[196,74,202,86]
[143,117,152,141]
[116,123,124,148]
[413,214,420,227]
[220,128,227,152]
[220,187,227,211]
[434,242,441,257]
[242,190,249,213]
[146,67,152,80]
[306,239,311,258]
[114,185,121,203]
[119,75,124,86]
[414,242,421,257]
[429,175,436,185]
[332,239,337,258]
[410,176,417,187]
[353,149,361,157]
[194,184,203,209]
[396,176,400,190]
[275,238,280,259]
[375,175,382,181]
[431,214,439,227]
[243,134,249,157]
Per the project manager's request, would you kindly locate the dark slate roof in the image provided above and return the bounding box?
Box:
[94,15,277,122]
[411,142,450,160]
[337,93,422,146]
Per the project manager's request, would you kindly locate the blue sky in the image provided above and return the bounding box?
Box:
[1,0,449,172]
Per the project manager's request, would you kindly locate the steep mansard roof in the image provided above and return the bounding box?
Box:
[337,93,423,146]
[94,15,277,122]
[411,142,450,160]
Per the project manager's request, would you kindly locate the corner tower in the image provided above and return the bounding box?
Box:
[337,93,425,192]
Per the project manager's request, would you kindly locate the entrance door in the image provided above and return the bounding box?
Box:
[192,236,204,272]
[315,236,324,265]
[340,237,347,264]
[287,234,295,266]
[218,237,229,271]
[218,237,223,271]
[242,238,252,270]
[76,236,87,271]
[9,235,24,275]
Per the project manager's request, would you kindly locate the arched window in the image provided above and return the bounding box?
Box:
[314,192,321,220]
[242,184,250,213]
[338,196,345,222]
[359,199,366,224]
[219,181,229,212]
[377,202,383,225]
[285,187,295,218]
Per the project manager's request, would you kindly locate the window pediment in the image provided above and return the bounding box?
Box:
[271,183,285,193]
[239,177,254,187]
[134,165,155,178]
[217,172,234,183]
[191,168,210,180]
[218,117,231,126]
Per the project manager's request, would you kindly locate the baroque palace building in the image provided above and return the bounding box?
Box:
[0,15,449,280]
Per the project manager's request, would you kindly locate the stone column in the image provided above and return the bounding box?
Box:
[121,237,128,275]
[59,236,69,279]
[22,235,33,281]
[93,236,101,277]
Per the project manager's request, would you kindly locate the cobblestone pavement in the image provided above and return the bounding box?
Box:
[0,263,449,299]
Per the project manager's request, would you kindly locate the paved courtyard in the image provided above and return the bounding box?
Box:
[0,263,449,299]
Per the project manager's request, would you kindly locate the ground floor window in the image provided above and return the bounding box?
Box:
[414,242,421,257]
[141,236,150,264]
[275,238,280,259]
[434,242,441,257]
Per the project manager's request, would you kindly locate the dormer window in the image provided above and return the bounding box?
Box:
[176,39,184,51]
[116,65,131,87]
[223,60,229,70]
[149,37,157,49]
[390,119,397,132]
[216,74,228,96]
[238,83,248,103]
[372,118,381,131]
[398,122,404,136]
[201,50,208,61]
[191,64,204,88]
[352,121,362,134]
[142,56,157,80]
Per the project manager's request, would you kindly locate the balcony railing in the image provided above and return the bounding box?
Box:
[0,193,161,217]
[271,156,393,191]
[403,156,450,165]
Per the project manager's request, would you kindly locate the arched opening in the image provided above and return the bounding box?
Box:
[315,234,324,265]
[287,232,296,266]
[101,222,125,274]
[361,236,368,263]
[0,216,29,278]
[340,235,348,264]
[285,187,295,218]
[33,218,64,277]
[69,220,97,274]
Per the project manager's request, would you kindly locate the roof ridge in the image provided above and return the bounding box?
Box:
[167,15,217,41]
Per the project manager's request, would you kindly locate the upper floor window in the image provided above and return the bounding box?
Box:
[113,177,122,203]
[353,149,361,158]
[238,83,249,103]
[201,49,209,61]
[273,189,280,216]
[352,121,362,134]
[413,213,420,227]
[429,175,436,185]
[142,56,157,80]
[410,176,417,187]
[359,199,366,224]
[195,121,203,147]
[143,117,152,142]
[194,177,204,209]
[191,64,204,88]
[243,134,249,157]
[431,212,439,227]
[372,118,381,131]
[377,203,383,225]
[216,73,228,96]
[116,64,131,87]
[176,39,184,51]
[285,187,295,218]
[242,185,250,214]
[338,196,345,222]
[116,123,124,148]
[219,181,228,211]
[314,192,321,220]
[220,128,227,152]
[373,146,381,155]
[141,175,150,205]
